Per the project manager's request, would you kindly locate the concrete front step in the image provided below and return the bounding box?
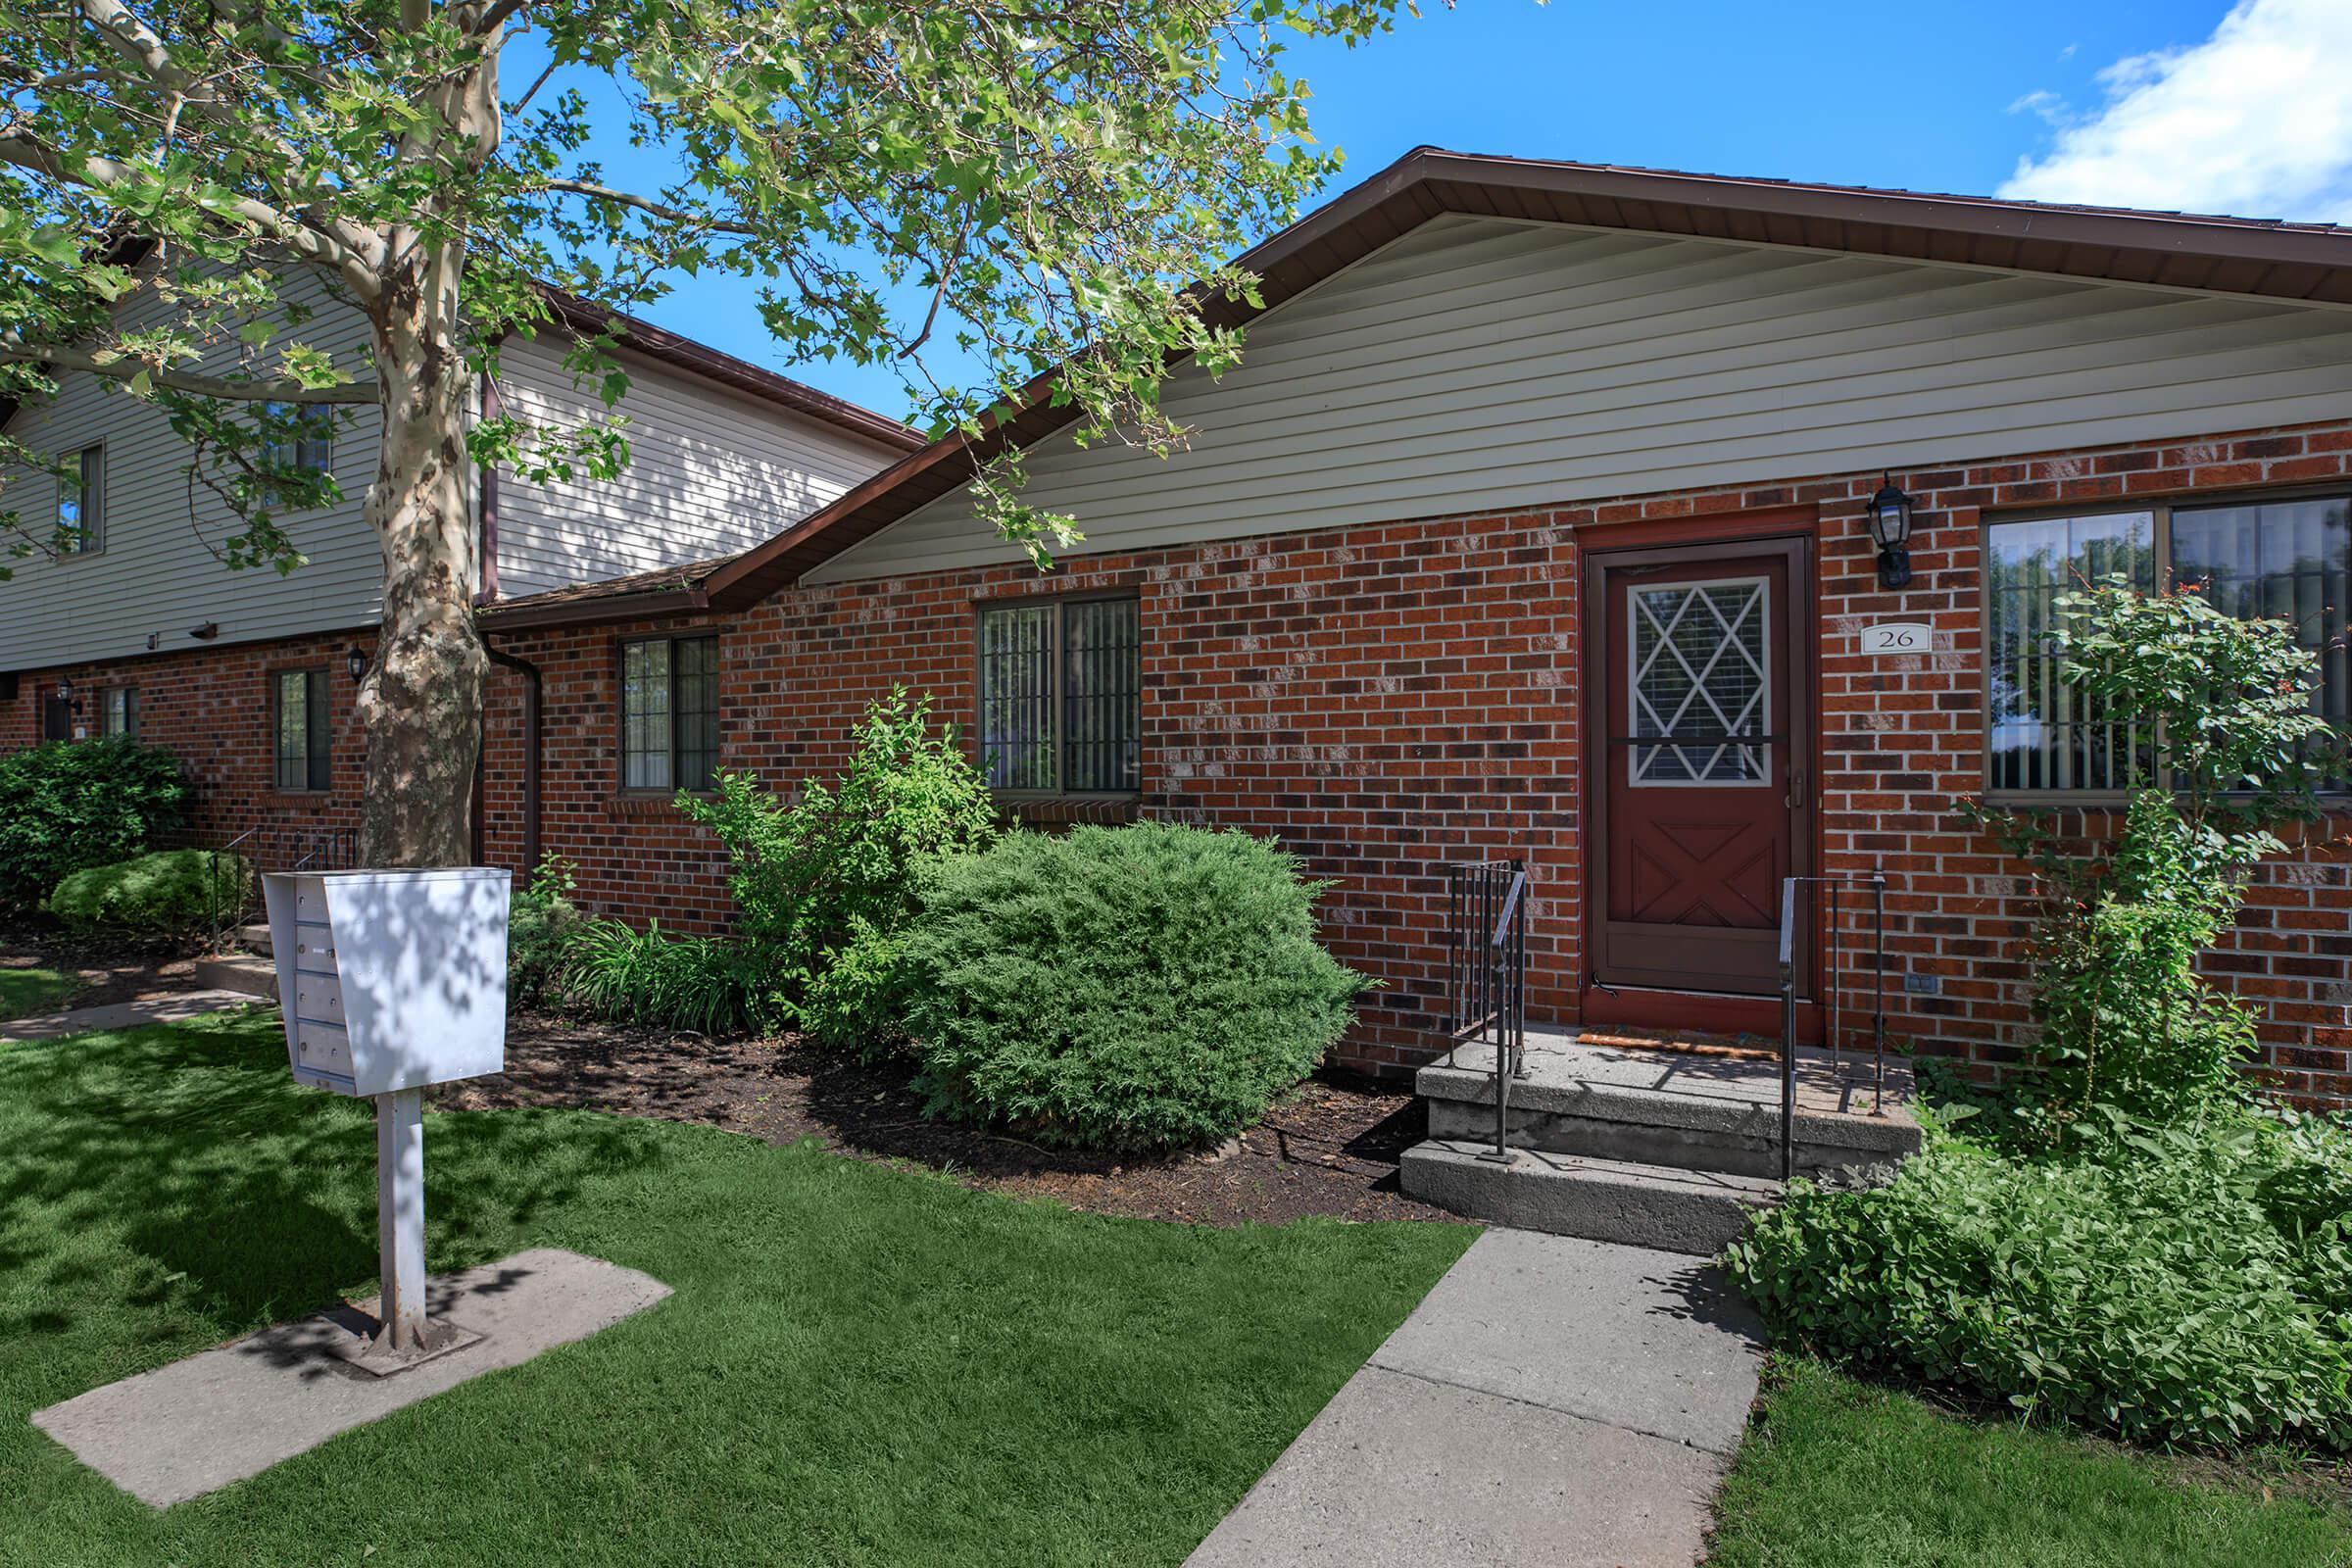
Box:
[1421,1035,1920,1181]
[193,953,277,1002]
[236,922,274,956]
[1400,1140,1778,1256]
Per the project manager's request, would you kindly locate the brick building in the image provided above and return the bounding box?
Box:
[11,151,2352,1105]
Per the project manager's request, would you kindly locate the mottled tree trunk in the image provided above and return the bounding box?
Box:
[354,33,498,868]
[355,263,483,868]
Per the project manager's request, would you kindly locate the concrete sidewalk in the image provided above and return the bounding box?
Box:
[1,989,258,1043]
[1186,1228,1764,1568]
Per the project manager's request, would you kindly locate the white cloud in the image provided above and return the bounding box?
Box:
[1998,0,2352,221]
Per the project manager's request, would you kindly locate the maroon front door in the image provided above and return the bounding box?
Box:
[1590,535,1814,996]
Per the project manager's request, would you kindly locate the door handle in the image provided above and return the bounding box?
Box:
[1787,769,1807,808]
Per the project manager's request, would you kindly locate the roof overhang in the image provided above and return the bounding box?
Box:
[697,146,2352,608]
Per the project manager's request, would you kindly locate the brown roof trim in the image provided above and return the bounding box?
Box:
[475,555,731,632]
[531,288,924,453]
[700,146,2352,607]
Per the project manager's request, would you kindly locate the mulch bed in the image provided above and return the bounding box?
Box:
[435,1010,1463,1227]
[0,920,210,1013]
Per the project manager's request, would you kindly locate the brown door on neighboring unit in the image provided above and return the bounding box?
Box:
[40,696,73,742]
[1590,535,1814,995]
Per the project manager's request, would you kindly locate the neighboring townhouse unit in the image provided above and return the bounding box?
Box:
[0,271,920,845]
[12,150,2352,1110]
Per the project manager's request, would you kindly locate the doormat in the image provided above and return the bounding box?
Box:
[1575,1029,1781,1063]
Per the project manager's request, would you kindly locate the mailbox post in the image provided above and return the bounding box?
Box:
[263,867,511,1364]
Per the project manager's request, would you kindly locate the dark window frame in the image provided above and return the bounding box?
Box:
[974,591,1144,799]
[103,685,139,739]
[270,667,331,793]
[616,634,721,794]
[1981,484,2352,803]
[261,401,334,478]
[58,443,103,556]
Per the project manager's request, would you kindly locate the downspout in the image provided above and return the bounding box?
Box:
[471,368,542,883]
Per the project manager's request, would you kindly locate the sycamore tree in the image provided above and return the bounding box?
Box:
[0,0,1401,864]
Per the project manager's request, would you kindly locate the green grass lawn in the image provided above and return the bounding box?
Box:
[1707,1356,2352,1568]
[0,1012,1474,1567]
[0,963,81,1019]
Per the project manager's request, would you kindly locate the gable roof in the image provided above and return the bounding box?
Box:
[692,146,2352,610]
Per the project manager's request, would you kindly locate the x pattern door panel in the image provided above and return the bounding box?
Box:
[1628,577,1771,787]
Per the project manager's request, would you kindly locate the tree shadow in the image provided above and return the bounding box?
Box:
[0,1012,673,1354]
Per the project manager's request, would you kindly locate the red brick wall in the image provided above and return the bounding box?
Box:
[13,417,2352,1105]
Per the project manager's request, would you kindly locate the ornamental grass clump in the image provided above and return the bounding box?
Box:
[898,821,1370,1152]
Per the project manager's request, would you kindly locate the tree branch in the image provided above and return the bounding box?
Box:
[0,133,383,299]
[471,0,531,36]
[0,341,379,404]
[539,177,758,235]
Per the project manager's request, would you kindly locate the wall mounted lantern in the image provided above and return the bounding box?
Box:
[346,644,369,682]
[1866,475,1916,590]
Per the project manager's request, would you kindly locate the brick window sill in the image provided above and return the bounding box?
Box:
[605,793,714,818]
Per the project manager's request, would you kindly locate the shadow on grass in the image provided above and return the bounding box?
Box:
[0,1011,673,1347]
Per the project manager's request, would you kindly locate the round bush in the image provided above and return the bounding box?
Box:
[0,739,189,908]
[47,849,247,934]
[901,822,1370,1152]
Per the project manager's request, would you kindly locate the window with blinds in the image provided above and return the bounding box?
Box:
[272,668,330,792]
[620,635,719,791]
[978,596,1141,794]
[1985,494,2351,795]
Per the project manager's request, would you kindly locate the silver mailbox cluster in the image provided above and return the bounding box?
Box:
[263,868,511,1097]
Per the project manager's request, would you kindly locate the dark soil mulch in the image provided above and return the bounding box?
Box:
[435,1010,1462,1227]
[0,919,211,1012]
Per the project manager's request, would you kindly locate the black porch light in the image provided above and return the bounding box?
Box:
[54,676,72,700]
[346,644,369,682]
[1866,474,1916,590]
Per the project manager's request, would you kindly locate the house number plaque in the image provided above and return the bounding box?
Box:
[1860,621,1932,654]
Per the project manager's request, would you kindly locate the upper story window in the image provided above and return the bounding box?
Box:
[58,445,103,554]
[272,668,331,792]
[1985,493,2350,795]
[620,635,718,792]
[977,596,1141,795]
[262,402,334,475]
[103,686,139,739]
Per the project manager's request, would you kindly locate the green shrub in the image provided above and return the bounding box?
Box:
[46,849,246,934]
[677,689,997,1012]
[507,855,586,1006]
[1961,580,2329,1140]
[897,821,1370,1152]
[1724,1114,2352,1450]
[556,918,774,1037]
[799,913,917,1054]
[0,739,189,908]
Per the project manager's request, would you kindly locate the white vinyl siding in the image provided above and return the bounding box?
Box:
[491,334,903,598]
[0,268,388,668]
[808,215,2352,582]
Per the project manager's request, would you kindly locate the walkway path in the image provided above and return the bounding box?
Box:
[1186,1227,1765,1568]
[1,989,259,1043]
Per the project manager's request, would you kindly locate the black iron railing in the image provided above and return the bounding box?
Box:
[204,823,358,953]
[1775,869,1889,1181]
[1445,858,1529,1163]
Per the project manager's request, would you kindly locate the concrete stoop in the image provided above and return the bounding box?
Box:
[1400,1140,1776,1256]
[1398,1032,1921,1252]
[193,952,277,1001]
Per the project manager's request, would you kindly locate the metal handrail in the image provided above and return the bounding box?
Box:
[1445,859,1529,1165]
[1775,867,1889,1181]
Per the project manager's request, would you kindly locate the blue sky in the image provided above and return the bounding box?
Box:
[587,0,2344,422]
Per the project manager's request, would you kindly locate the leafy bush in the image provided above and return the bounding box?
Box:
[677,689,997,1014]
[1724,1113,2352,1449]
[0,739,189,908]
[556,917,774,1037]
[46,849,246,934]
[799,914,918,1053]
[1961,579,2328,1138]
[507,856,586,1007]
[896,821,1370,1152]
